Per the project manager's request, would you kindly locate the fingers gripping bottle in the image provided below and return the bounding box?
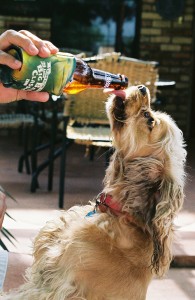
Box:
[0,46,128,96]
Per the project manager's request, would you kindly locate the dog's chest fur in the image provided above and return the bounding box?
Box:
[30,205,153,300]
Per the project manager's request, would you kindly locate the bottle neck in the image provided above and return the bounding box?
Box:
[74,58,128,89]
[63,57,128,94]
[91,68,127,89]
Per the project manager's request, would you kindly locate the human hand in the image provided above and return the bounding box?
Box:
[0,29,59,103]
[0,192,6,229]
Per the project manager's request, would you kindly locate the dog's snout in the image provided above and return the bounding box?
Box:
[115,96,125,107]
[138,85,147,96]
[147,117,155,126]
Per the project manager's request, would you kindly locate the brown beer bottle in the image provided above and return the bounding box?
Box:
[0,47,128,96]
[63,57,128,94]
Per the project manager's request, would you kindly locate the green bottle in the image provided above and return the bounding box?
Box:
[0,46,128,97]
[0,46,76,96]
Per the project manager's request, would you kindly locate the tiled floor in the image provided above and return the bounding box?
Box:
[0,132,195,299]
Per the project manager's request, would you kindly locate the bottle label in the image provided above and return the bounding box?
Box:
[5,47,76,96]
[104,73,112,88]
[23,61,52,91]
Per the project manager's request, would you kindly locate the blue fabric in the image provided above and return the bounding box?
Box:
[0,249,8,290]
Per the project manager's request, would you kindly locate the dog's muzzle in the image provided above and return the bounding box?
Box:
[138,85,147,96]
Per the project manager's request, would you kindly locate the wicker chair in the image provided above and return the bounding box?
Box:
[58,52,159,208]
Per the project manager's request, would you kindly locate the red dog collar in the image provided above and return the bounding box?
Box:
[96,193,122,215]
[96,193,138,226]
[86,192,139,227]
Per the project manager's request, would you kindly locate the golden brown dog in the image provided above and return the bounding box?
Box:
[3,85,186,300]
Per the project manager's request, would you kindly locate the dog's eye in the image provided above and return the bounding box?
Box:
[144,111,150,118]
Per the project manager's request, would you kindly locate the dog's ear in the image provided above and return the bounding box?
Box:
[151,179,184,276]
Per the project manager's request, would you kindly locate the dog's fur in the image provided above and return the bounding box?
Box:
[3,86,186,300]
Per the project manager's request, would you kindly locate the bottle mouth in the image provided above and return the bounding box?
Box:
[121,75,128,87]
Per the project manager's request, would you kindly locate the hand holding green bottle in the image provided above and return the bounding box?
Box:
[0,29,59,103]
[0,30,128,102]
[1,47,76,96]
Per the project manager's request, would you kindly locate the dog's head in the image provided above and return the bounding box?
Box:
[105,85,187,275]
[106,85,165,158]
[106,85,186,174]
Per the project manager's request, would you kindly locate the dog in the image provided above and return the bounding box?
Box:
[3,85,186,300]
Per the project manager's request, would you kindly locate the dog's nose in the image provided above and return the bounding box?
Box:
[138,85,147,96]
